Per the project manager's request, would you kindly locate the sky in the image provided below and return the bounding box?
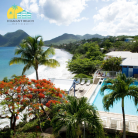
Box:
[0,0,138,40]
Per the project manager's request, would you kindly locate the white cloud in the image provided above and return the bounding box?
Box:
[20,0,89,25]
[20,0,39,13]
[102,0,110,1]
[74,17,89,22]
[93,0,138,35]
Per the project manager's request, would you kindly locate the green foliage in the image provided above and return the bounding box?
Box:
[18,119,39,132]
[130,41,138,52]
[74,73,92,79]
[100,39,112,49]
[0,129,14,138]
[101,57,122,71]
[67,58,97,75]
[13,132,42,138]
[2,77,9,82]
[51,96,104,138]
[67,42,104,76]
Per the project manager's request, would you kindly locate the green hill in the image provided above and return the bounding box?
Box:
[0,30,29,47]
[0,30,106,47]
[44,33,80,45]
[44,33,105,45]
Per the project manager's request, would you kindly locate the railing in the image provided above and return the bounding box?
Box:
[94,70,121,78]
[73,78,93,83]
[100,115,138,133]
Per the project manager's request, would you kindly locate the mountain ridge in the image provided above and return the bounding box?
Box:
[0,30,106,47]
[44,33,106,45]
[0,30,29,47]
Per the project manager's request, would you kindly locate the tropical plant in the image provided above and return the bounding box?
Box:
[11,4,18,19]
[101,57,122,71]
[9,36,60,80]
[0,75,66,132]
[67,58,98,75]
[51,96,104,138]
[101,73,138,138]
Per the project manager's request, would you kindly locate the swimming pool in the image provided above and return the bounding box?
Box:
[89,81,138,116]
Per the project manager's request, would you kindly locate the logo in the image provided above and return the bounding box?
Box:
[7,5,34,25]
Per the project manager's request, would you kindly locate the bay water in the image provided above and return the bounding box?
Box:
[0,46,74,80]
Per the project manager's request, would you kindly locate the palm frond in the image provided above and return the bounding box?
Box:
[39,37,44,46]
[42,47,55,57]
[22,63,33,75]
[40,59,60,68]
[51,96,104,138]
[9,57,29,65]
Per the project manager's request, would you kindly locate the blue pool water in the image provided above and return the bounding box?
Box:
[92,81,138,116]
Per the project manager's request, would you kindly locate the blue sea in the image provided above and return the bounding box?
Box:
[0,46,73,81]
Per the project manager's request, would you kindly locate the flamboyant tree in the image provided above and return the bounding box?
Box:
[0,75,66,131]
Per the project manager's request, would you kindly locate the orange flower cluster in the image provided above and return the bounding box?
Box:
[18,95,21,98]
[26,94,33,99]
[38,93,45,98]
[5,97,10,100]
[46,100,61,107]
[33,103,41,110]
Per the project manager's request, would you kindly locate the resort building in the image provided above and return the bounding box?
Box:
[105,51,138,77]
[125,38,133,42]
[17,10,31,19]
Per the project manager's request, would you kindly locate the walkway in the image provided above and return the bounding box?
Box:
[84,84,97,100]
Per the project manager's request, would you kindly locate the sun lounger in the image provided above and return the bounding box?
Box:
[110,119,117,129]
[81,79,85,85]
[86,80,90,86]
[76,78,80,85]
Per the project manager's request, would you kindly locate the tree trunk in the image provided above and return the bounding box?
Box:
[10,115,16,132]
[122,98,126,138]
[36,69,39,80]
[10,115,13,129]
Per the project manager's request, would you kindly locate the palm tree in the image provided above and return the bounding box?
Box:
[9,36,60,80]
[11,4,18,19]
[51,96,104,138]
[101,73,138,138]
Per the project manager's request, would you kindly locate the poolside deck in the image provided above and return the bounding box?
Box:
[84,84,97,99]
[82,77,138,134]
[69,83,92,98]
[99,111,138,134]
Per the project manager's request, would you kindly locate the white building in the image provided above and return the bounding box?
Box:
[105,51,138,77]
